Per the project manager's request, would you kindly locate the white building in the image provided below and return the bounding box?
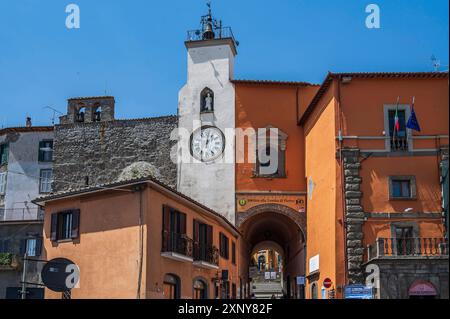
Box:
[0,124,54,221]
[177,7,237,223]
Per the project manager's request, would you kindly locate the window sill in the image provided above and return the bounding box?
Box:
[55,239,74,244]
[389,197,417,201]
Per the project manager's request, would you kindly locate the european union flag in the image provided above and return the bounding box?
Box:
[407,107,421,132]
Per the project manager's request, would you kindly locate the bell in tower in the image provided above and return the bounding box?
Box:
[201,2,216,40]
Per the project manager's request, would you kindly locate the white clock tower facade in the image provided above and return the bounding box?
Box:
[177,7,237,223]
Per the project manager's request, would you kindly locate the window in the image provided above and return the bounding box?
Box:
[193,279,208,299]
[219,233,229,259]
[231,242,236,265]
[392,180,410,198]
[39,169,53,194]
[162,206,188,255]
[389,176,416,200]
[193,220,213,262]
[0,172,7,195]
[384,105,411,152]
[255,127,287,178]
[311,282,318,299]
[163,274,180,299]
[50,210,80,241]
[19,237,42,257]
[38,140,53,162]
[0,143,8,165]
[395,226,414,255]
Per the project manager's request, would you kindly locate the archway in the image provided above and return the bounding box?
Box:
[238,206,306,299]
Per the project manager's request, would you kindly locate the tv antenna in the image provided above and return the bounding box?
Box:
[431,55,441,72]
[44,106,63,125]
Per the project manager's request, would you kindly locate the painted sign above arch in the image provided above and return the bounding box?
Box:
[236,193,306,213]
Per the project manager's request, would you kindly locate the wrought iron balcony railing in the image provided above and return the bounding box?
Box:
[390,136,409,151]
[161,231,193,258]
[186,26,236,44]
[366,237,448,261]
[193,243,219,266]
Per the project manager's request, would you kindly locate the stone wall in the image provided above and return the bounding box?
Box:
[342,149,365,284]
[372,258,449,299]
[53,116,177,192]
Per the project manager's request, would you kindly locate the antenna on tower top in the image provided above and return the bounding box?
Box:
[431,55,441,72]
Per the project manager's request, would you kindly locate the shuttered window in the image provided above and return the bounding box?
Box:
[0,172,7,195]
[232,242,236,265]
[193,220,213,261]
[50,210,80,242]
[220,233,229,259]
[0,143,8,165]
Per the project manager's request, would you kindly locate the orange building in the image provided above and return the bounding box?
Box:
[34,177,239,299]
[299,72,449,299]
[233,80,319,298]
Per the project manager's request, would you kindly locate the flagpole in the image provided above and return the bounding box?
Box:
[393,96,400,148]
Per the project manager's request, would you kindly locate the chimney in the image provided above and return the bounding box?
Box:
[26,117,32,127]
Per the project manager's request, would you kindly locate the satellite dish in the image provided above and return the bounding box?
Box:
[41,258,79,292]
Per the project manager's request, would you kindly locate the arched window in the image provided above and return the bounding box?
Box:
[163,274,180,299]
[311,282,318,299]
[75,106,86,123]
[93,105,102,122]
[200,87,214,113]
[193,278,208,299]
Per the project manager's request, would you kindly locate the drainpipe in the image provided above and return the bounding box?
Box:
[134,185,145,299]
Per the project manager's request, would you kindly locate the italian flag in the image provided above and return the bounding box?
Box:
[394,107,400,133]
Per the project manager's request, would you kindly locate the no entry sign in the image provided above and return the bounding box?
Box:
[323,278,332,289]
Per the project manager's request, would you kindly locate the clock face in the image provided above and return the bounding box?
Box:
[190,126,225,162]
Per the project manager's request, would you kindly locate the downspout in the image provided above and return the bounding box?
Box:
[336,75,349,288]
[134,185,145,299]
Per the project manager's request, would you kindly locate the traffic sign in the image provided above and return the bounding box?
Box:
[323,278,332,289]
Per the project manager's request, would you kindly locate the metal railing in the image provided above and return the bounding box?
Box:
[1,208,44,221]
[161,231,193,258]
[187,26,236,44]
[390,136,409,151]
[367,237,448,261]
[193,243,219,266]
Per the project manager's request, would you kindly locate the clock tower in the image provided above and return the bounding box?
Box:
[177,4,237,223]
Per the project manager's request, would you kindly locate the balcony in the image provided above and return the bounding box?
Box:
[366,237,448,261]
[161,231,193,263]
[1,208,44,222]
[193,244,219,269]
[390,136,409,152]
[186,26,236,44]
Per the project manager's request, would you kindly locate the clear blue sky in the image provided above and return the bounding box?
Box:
[0,0,448,127]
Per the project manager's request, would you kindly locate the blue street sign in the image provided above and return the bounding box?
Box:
[344,284,374,299]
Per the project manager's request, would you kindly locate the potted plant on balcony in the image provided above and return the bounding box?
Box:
[0,253,20,270]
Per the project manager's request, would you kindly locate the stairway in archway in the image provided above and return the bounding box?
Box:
[251,272,283,299]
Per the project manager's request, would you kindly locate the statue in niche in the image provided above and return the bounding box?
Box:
[201,88,214,113]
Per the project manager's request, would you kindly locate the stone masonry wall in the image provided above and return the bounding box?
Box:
[53,116,177,192]
[342,149,365,284]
